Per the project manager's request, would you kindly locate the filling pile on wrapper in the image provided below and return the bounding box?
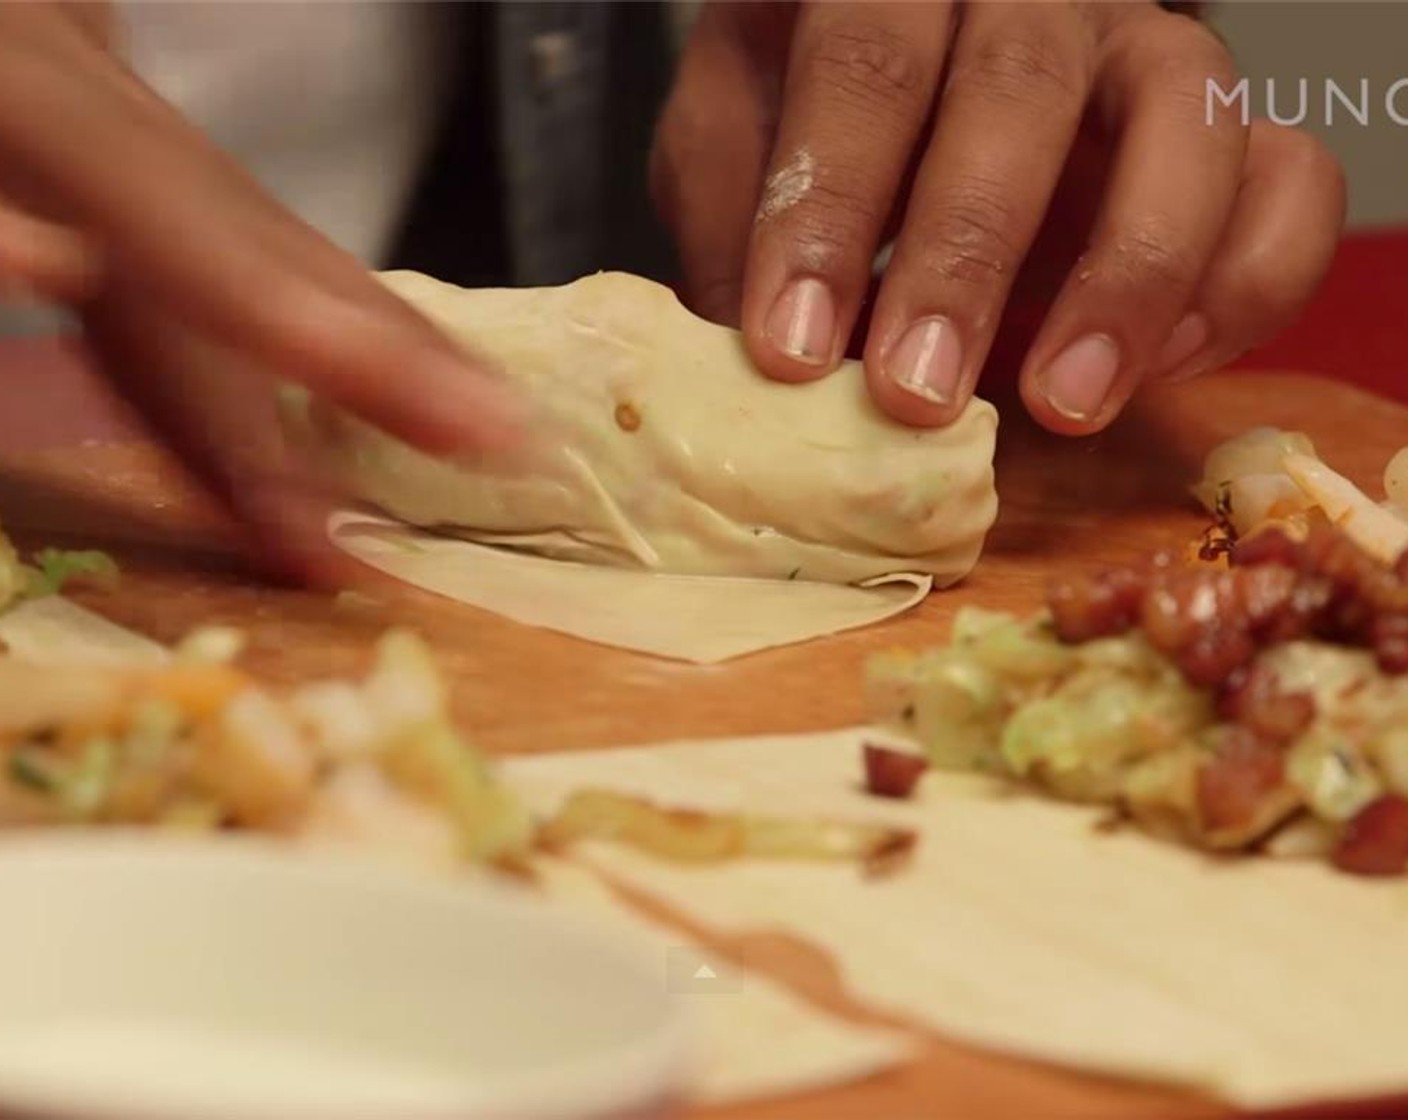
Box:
[866,428,1408,876]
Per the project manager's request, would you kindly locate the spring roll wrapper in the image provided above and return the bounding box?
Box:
[507,726,1408,1109]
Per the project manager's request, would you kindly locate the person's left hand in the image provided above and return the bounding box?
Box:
[651,1,1345,435]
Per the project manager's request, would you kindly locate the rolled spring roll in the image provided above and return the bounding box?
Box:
[292,270,999,588]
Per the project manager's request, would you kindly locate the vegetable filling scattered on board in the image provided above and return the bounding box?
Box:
[0,628,534,868]
[866,428,1408,878]
[0,520,118,622]
[0,509,913,877]
[0,623,912,876]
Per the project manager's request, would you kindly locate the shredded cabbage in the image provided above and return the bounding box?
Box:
[0,531,120,615]
[0,617,530,870]
[0,525,22,614]
[999,675,1184,802]
[907,652,1004,770]
[8,750,55,793]
[25,548,119,598]
[1286,728,1383,822]
[960,611,1076,683]
[59,738,118,818]
[380,721,532,861]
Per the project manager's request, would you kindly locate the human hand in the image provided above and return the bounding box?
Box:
[652,1,1345,435]
[0,3,523,581]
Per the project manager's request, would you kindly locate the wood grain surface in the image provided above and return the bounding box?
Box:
[0,370,1402,1120]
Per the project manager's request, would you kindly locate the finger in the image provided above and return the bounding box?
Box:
[1019,11,1247,434]
[650,3,791,326]
[62,3,116,49]
[0,198,99,302]
[0,7,524,458]
[81,284,363,589]
[741,1,954,382]
[862,1,1093,426]
[1161,121,1346,382]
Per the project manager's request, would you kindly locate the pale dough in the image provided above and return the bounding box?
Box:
[299,270,999,586]
[328,510,932,663]
[506,727,1408,1109]
[533,856,915,1105]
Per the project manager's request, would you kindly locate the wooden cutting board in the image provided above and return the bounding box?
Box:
[0,370,1402,1120]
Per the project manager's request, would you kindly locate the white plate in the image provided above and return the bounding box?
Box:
[0,833,690,1120]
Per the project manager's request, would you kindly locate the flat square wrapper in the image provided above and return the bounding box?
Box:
[506,727,1408,1110]
[534,857,914,1105]
[328,511,932,663]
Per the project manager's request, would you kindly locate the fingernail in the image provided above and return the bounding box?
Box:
[765,277,834,365]
[887,317,962,405]
[1041,334,1120,421]
[1157,312,1210,374]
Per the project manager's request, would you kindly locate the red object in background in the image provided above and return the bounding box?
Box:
[1229,228,1408,403]
[861,229,1408,407]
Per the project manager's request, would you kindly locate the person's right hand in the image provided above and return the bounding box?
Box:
[653,1,1344,437]
[0,3,524,582]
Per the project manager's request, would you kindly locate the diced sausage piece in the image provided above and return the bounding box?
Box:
[1197,728,1287,836]
[1047,569,1145,644]
[863,744,928,800]
[1215,665,1315,745]
[1333,794,1408,876]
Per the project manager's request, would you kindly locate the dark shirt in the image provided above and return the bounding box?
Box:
[387,1,680,290]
